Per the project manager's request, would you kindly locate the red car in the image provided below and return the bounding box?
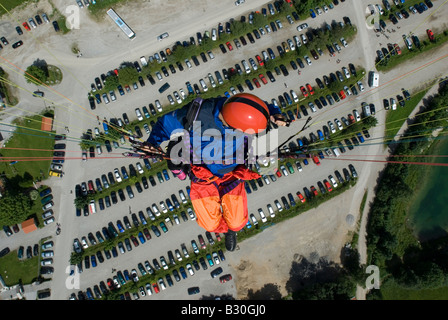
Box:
[253,78,261,88]
[348,114,355,124]
[306,83,314,95]
[107,278,115,290]
[226,41,233,51]
[310,186,318,196]
[219,274,232,283]
[339,90,346,100]
[22,22,31,31]
[312,155,320,166]
[426,29,435,42]
[113,69,119,76]
[256,55,264,66]
[152,283,160,293]
[296,191,306,203]
[324,180,332,192]
[300,86,308,98]
[394,43,401,55]
[275,168,282,177]
[258,74,268,85]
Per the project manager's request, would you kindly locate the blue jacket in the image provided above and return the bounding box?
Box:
[147,97,281,177]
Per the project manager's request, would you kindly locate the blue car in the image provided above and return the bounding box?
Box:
[138,232,146,244]
[121,167,129,179]
[356,132,365,143]
[179,266,188,279]
[91,255,97,268]
[317,130,324,141]
[245,182,252,194]
[162,169,170,181]
[117,220,125,233]
[310,9,316,18]
[224,91,231,98]
[39,188,52,197]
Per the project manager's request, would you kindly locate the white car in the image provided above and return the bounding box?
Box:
[304,55,312,65]
[208,73,216,88]
[179,190,187,203]
[135,108,143,121]
[280,165,288,176]
[334,118,343,131]
[344,86,352,96]
[274,200,283,212]
[290,90,299,102]
[308,102,317,113]
[353,109,361,122]
[173,91,182,103]
[267,204,275,218]
[145,283,152,295]
[287,39,295,51]
[328,121,336,133]
[357,81,365,92]
[207,50,215,59]
[300,34,307,44]
[250,214,258,225]
[155,100,162,112]
[158,278,166,290]
[340,37,348,47]
[293,36,302,48]
[179,88,186,99]
[184,58,192,69]
[212,252,220,265]
[329,175,338,188]
[114,168,122,182]
[152,204,160,216]
[342,67,350,79]
[160,201,168,213]
[96,144,102,155]
[136,162,144,174]
[186,263,195,275]
[187,207,196,220]
[199,79,208,92]
[258,208,268,222]
[167,94,175,105]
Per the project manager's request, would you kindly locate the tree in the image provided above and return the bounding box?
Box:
[0,192,33,225]
[25,65,47,84]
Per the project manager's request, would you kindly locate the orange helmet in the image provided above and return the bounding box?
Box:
[221,93,270,133]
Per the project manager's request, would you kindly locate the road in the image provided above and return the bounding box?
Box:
[1,0,448,300]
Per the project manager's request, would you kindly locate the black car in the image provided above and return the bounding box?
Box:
[191,55,200,66]
[266,70,276,82]
[110,191,118,204]
[210,267,223,278]
[219,43,227,53]
[245,79,254,91]
[300,105,309,116]
[117,189,125,201]
[279,64,289,76]
[33,15,42,25]
[16,26,23,35]
[246,32,255,43]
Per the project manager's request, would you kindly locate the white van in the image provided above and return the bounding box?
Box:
[140,56,148,67]
[88,200,96,214]
[362,103,371,117]
[241,60,251,74]
[368,71,379,87]
[332,148,341,157]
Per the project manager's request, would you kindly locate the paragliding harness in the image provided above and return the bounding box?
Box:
[123,99,315,174]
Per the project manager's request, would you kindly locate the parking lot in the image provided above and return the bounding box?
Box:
[1,0,448,300]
